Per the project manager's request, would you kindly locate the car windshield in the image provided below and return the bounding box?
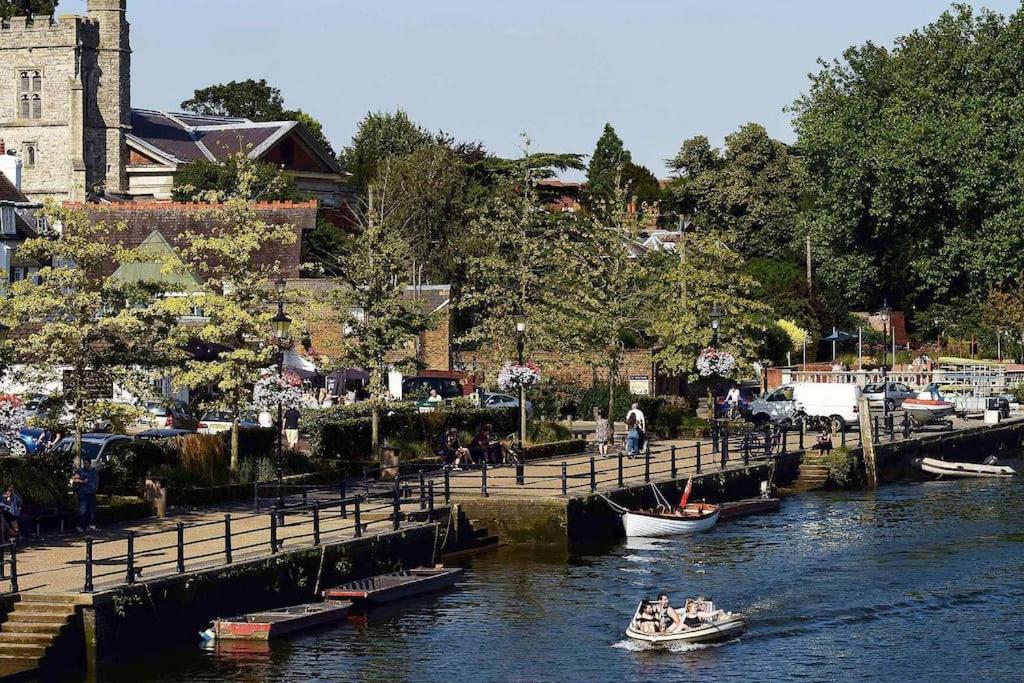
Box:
[202,411,233,422]
[79,442,103,460]
[864,384,882,393]
[147,404,169,416]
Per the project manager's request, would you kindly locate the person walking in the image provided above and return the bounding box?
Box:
[0,486,22,542]
[625,414,641,458]
[284,406,301,449]
[72,458,99,533]
[595,410,611,457]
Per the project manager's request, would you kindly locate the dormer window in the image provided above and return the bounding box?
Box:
[0,207,16,236]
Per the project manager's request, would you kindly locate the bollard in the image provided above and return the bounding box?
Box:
[903,414,912,438]
[696,442,702,473]
[482,460,489,498]
[340,483,347,519]
[224,514,233,564]
[516,461,525,486]
[712,423,720,454]
[125,531,136,584]
[842,423,847,447]
[561,462,568,497]
[617,451,624,488]
[444,468,451,503]
[743,437,750,466]
[888,414,895,442]
[589,456,596,492]
[419,471,427,510]
[270,513,279,553]
[176,522,185,574]
[722,428,730,465]
[670,445,677,480]
[644,449,650,483]
[354,497,362,538]
[393,484,401,530]
[363,466,370,494]
[83,538,94,593]
[8,546,16,594]
[428,481,435,513]
[312,503,321,546]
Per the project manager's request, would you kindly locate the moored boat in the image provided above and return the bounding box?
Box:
[323,567,462,605]
[622,504,720,538]
[202,600,352,641]
[903,397,956,426]
[625,599,745,645]
[919,457,1015,478]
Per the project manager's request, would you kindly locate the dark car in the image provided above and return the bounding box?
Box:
[135,428,192,440]
[54,433,132,468]
[138,401,199,432]
[401,376,463,401]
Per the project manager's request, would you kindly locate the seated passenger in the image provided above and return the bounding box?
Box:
[655,593,682,633]
[635,601,661,635]
[682,600,704,628]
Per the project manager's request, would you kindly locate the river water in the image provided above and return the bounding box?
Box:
[100,466,1024,682]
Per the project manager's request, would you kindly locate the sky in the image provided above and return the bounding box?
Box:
[64,0,1021,178]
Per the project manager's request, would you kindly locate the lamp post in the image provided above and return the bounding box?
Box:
[879,299,890,417]
[514,311,528,448]
[710,303,722,347]
[271,278,292,515]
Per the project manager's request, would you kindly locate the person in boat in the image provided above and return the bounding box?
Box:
[635,601,661,635]
[655,593,683,633]
[682,600,705,629]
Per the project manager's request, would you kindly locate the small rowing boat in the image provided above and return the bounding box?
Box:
[323,567,462,606]
[625,599,745,645]
[919,457,1015,478]
[622,504,720,538]
[201,600,352,641]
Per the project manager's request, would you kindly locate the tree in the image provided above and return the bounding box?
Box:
[791,5,1024,318]
[0,1,57,19]
[171,155,303,203]
[339,110,435,195]
[326,162,433,458]
[170,155,298,471]
[586,123,631,211]
[0,202,180,459]
[620,162,663,211]
[181,79,334,155]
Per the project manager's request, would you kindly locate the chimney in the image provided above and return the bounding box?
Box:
[0,140,5,155]
[0,144,24,192]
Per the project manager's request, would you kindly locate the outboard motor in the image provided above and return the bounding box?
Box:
[983,455,999,466]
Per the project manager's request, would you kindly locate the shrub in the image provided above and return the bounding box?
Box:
[577,382,634,421]
[0,451,75,508]
[178,434,230,486]
[527,420,571,444]
[104,439,175,493]
[522,439,586,461]
[528,378,585,420]
[821,446,862,488]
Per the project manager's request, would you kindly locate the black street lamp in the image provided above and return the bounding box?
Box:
[710,303,722,347]
[879,299,891,417]
[272,278,291,515]
[514,311,528,449]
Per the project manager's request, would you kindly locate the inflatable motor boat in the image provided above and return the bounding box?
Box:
[919,457,1015,478]
[626,599,745,645]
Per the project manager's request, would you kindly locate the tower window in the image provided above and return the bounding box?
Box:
[25,143,38,167]
[20,72,29,93]
[31,71,41,93]
[19,95,30,119]
[17,70,42,119]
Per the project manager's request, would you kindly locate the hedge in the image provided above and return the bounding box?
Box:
[301,405,518,459]
[522,439,587,461]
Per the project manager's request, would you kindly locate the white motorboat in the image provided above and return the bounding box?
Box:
[622,504,720,538]
[919,457,1015,478]
[625,599,745,645]
[903,396,955,427]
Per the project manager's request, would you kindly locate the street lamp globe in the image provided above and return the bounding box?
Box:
[710,304,722,331]
[272,310,292,341]
[514,312,528,335]
[880,299,890,326]
[274,278,287,297]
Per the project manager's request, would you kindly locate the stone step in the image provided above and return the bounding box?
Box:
[5,613,68,625]
[17,594,78,605]
[1,622,63,635]
[0,654,41,675]
[0,643,47,658]
[10,603,75,615]
[0,632,53,645]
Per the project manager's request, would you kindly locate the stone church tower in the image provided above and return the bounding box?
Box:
[0,0,131,202]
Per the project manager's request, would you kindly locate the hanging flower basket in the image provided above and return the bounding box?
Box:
[253,374,305,412]
[0,395,26,441]
[696,347,737,378]
[498,361,541,392]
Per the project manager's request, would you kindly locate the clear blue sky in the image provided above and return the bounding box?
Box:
[66,0,1020,177]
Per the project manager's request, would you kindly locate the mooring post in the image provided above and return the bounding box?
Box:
[589,456,596,492]
[743,436,750,466]
[516,460,525,486]
[8,546,17,594]
[873,415,880,445]
[722,428,730,465]
[670,445,677,479]
[617,451,624,488]
[712,422,720,454]
[799,421,805,451]
[696,442,702,473]
[644,449,650,483]
[270,513,279,553]
[83,538,94,593]
[841,423,847,447]
[312,503,321,546]
[125,531,136,585]
[224,514,233,564]
[176,522,185,574]
[354,497,362,538]
[419,471,427,510]
[561,462,568,497]
[392,483,401,530]
[428,481,435,513]
[444,468,451,503]
[340,482,347,519]
[481,460,489,498]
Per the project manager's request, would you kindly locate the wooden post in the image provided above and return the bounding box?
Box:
[859,396,878,489]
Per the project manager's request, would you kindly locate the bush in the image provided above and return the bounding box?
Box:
[522,439,587,461]
[527,420,572,444]
[821,446,862,488]
[0,451,75,508]
[577,382,634,421]
[528,378,586,420]
[104,439,175,493]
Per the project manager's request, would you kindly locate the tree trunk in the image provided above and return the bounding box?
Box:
[371,403,380,464]
[230,420,240,473]
[607,365,616,438]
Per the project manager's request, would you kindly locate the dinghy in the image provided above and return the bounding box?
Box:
[202,600,352,641]
[920,457,1015,478]
[323,567,462,606]
[603,481,720,538]
[625,598,745,645]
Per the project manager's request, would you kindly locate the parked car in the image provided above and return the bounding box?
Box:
[481,392,534,419]
[0,427,52,457]
[862,382,917,411]
[197,411,260,435]
[136,401,199,432]
[54,433,132,468]
[401,376,464,401]
[748,386,797,426]
[135,428,192,440]
[748,383,862,432]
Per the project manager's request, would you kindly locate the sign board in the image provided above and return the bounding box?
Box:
[629,374,650,396]
[62,370,113,402]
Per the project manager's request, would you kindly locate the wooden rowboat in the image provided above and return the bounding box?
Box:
[622,504,720,538]
[203,600,352,641]
[920,457,1015,478]
[323,567,462,606]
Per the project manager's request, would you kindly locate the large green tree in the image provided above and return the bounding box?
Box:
[171,155,303,203]
[0,1,56,19]
[586,123,631,211]
[792,5,1024,317]
[339,110,436,195]
[181,78,334,155]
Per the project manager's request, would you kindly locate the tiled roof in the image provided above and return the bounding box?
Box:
[0,170,30,204]
[128,109,342,173]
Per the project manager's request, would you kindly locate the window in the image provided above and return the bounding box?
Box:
[31,95,41,119]
[31,72,41,93]
[19,95,29,120]
[25,143,37,167]
[17,70,42,119]
[35,214,47,232]
[0,207,15,235]
[19,71,29,93]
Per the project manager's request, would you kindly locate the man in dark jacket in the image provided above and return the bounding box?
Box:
[72,458,99,533]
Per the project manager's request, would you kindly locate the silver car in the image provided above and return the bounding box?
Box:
[747,385,797,426]
[863,382,916,411]
[482,392,534,419]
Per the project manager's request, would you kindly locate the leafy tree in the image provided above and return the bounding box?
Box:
[586,123,631,211]
[0,202,179,459]
[0,1,57,19]
[745,257,819,333]
[181,79,334,155]
[791,5,1024,317]
[340,110,436,195]
[620,162,663,211]
[171,155,303,202]
[170,155,298,471]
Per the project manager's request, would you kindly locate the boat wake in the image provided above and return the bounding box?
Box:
[612,638,741,653]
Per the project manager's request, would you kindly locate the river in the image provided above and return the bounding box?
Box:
[98,466,1024,682]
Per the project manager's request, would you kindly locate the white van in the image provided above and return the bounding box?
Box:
[792,383,861,431]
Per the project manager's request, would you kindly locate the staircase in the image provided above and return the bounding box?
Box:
[0,594,77,678]
[792,452,831,492]
[441,518,501,560]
